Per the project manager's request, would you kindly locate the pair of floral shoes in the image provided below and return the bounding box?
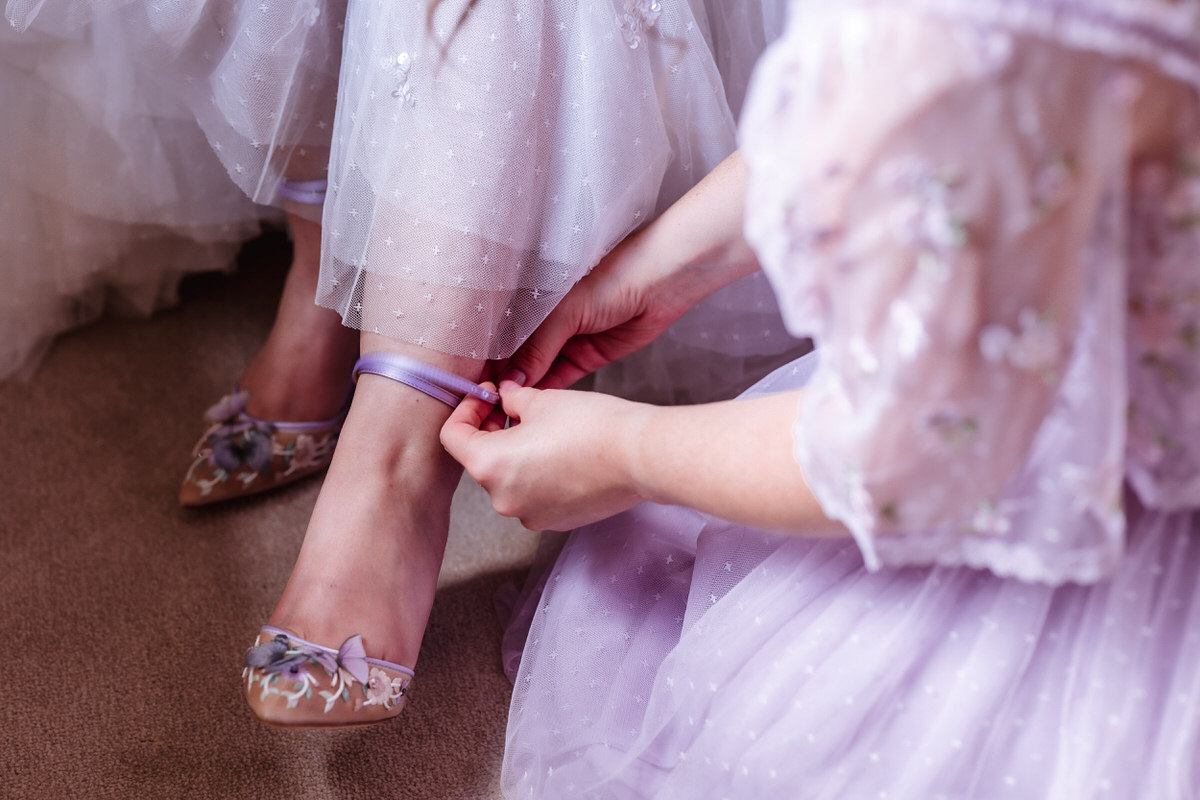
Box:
[185,352,500,728]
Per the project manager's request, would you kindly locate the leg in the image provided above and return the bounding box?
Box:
[245,333,485,724]
[239,210,360,422]
[179,208,361,506]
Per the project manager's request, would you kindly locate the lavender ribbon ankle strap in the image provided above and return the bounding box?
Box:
[353,353,500,407]
[277,178,328,205]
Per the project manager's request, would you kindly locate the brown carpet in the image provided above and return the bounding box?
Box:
[0,234,537,799]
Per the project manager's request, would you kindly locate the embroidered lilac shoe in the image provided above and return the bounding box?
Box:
[178,388,347,507]
[243,627,413,728]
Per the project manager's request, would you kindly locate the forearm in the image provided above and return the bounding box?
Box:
[623,390,843,535]
[504,150,762,390]
[635,150,762,315]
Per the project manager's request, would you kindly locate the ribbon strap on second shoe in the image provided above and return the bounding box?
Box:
[353,353,501,407]
[277,178,328,205]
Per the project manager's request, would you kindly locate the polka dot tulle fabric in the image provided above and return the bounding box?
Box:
[4,0,796,372]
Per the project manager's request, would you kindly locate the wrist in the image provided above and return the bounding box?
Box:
[615,400,661,506]
[638,206,758,318]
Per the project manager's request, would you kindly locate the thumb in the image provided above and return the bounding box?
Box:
[498,381,539,421]
[440,382,498,464]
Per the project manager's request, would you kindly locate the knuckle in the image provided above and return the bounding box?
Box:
[520,340,548,364]
[473,455,499,485]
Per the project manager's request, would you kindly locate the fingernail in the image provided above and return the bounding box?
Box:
[501,368,526,387]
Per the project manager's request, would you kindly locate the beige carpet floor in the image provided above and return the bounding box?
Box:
[0,234,539,799]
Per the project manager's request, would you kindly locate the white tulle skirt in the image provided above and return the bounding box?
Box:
[0,10,273,380]
[315,0,798,370]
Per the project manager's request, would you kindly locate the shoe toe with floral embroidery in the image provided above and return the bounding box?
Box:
[243,627,413,728]
[178,389,347,507]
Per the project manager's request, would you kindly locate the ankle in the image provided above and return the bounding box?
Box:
[240,335,355,421]
[333,401,463,495]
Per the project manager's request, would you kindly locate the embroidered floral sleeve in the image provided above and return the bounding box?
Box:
[743,7,1141,583]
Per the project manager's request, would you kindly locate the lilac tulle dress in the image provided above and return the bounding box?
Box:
[501,2,1200,797]
[5,0,804,398]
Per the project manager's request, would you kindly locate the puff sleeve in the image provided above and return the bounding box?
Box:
[742,6,1135,582]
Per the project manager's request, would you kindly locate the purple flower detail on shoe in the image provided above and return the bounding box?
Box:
[245,635,317,683]
[244,634,290,668]
[209,426,274,473]
[196,389,277,475]
[204,390,250,423]
[334,634,370,684]
[271,655,314,680]
[245,634,314,677]
[245,633,369,682]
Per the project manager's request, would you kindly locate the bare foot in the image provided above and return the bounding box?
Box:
[240,212,359,422]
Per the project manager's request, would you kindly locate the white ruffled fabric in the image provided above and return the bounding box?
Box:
[6,0,344,205]
[0,10,270,380]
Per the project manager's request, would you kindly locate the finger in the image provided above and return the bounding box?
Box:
[498,383,538,420]
[535,338,612,391]
[482,404,508,432]
[439,383,498,462]
[504,296,585,386]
